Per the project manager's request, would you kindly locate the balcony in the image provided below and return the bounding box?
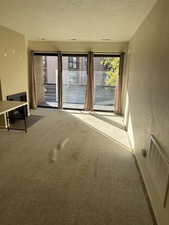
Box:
[39,83,115,111]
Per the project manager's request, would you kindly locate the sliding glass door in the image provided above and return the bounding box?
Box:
[33,54,58,108]
[62,55,88,109]
[33,53,122,112]
[93,55,120,111]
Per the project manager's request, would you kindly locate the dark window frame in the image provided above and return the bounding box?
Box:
[62,54,88,110]
[92,54,121,112]
[31,52,123,112]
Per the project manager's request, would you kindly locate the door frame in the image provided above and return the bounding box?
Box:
[61,53,88,110]
[31,51,124,113]
[32,52,60,109]
[92,54,121,112]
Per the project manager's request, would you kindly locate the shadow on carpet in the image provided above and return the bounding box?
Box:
[10,115,44,129]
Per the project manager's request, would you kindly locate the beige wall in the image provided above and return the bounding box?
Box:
[28,40,128,53]
[124,0,169,224]
[0,25,28,100]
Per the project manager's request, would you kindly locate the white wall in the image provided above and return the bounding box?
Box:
[124,0,169,224]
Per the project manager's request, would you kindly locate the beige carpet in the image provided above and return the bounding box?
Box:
[0,108,155,225]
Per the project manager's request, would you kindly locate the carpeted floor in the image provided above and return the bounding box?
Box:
[0,108,155,225]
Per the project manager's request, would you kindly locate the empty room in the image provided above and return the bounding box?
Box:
[0,0,169,225]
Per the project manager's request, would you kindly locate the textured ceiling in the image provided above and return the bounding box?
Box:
[0,0,156,41]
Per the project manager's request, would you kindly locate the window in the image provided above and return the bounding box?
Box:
[68,56,79,69]
[62,55,88,109]
[93,55,120,111]
[83,57,87,66]
[33,55,58,108]
[33,52,122,112]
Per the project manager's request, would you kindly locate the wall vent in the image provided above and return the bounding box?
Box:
[147,135,169,208]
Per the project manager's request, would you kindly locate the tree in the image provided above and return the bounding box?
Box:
[101,57,120,86]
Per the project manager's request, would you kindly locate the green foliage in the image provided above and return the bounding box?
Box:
[101,57,120,86]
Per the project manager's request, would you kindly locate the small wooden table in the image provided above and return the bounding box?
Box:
[0,101,28,133]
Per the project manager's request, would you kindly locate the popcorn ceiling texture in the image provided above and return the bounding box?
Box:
[0,109,155,225]
[0,0,156,41]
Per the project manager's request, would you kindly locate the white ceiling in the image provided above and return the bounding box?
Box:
[0,0,156,41]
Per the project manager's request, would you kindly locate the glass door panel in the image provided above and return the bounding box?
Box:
[62,55,88,109]
[33,55,58,108]
[93,56,120,111]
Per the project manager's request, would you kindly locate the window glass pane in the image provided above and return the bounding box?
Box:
[33,55,58,108]
[93,56,120,111]
[62,55,88,109]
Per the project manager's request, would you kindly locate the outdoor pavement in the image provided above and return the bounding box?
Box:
[39,84,115,111]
